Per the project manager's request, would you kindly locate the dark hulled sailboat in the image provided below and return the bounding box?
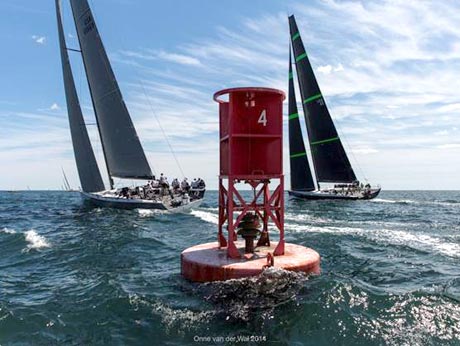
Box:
[287,15,380,200]
[55,0,205,211]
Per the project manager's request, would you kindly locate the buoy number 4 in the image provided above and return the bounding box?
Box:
[258,109,267,126]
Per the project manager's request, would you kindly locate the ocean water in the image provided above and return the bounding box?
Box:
[0,190,459,345]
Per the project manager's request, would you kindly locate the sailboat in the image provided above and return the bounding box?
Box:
[55,0,205,211]
[61,167,76,192]
[287,15,381,201]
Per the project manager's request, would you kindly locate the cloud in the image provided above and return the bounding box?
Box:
[156,51,201,66]
[3,0,460,190]
[351,147,379,155]
[317,64,333,74]
[118,49,201,66]
[50,103,60,111]
[31,35,46,44]
[436,143,460,149]
[317,64,344,74]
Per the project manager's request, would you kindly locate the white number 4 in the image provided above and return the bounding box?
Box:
[258,109,267,126]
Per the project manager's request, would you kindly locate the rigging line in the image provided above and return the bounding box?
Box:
[139,80,185,179]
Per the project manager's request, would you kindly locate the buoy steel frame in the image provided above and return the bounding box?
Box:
[214,87,286,259]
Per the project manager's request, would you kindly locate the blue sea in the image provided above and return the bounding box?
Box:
[0,190,459,345]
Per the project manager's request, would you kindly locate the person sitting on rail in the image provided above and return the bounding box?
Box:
[171,178,180,192]
[181,178,190,192]
[191,178,198,189]
[197,178,206,189]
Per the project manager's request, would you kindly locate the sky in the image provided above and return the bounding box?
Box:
[0,0,459,190]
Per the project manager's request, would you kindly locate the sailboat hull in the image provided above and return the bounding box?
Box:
[289,188,381,201]
[80,191,204,212]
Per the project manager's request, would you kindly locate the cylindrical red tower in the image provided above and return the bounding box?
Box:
[215,87,285,258]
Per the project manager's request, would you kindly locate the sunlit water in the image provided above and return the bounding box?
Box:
[0,191,459,345]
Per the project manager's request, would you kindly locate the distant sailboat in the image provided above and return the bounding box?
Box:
[55,0,205,211]
[61,167,75,192]
[287,15,380,200]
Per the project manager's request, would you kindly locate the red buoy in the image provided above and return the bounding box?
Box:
[181,241,320,282]
[181,87,320,282]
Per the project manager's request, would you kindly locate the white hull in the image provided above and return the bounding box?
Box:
[80,191,203,213]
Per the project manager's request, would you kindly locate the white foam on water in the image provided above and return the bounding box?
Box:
[190,210,219,225]
[383,230,460,258]
[201,207,219,212]
[371,198,398,204]
[286,223,358,235]
[24,230,50,250]
[128,294,214,332]
[1,227,16,234]
[137,209,162,217]
[285,223,460,258]
[372,198,418,204]
[431,200,460,207]
[285,212,330,223]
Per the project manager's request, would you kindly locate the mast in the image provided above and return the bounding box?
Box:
[62,167,71,190]
[288,48,316,191]
[289,15,357,184]
[69,0,154,185]
[55,0,105,193]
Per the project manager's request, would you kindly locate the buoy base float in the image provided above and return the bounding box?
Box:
[181,241,320,282]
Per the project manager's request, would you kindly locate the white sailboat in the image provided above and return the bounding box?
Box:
[55,0,205,211]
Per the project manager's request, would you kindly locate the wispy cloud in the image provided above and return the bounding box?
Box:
[50,103,60,111]
[3,0,460,190]
[101,0,460,189]
[157,51,201,66]
[31,35,46,45]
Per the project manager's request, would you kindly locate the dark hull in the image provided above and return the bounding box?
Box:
[289,188,381,201]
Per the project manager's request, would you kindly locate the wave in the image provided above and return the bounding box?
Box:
[128,294,214,332]
[1,227,16,234]
[373,198,460,207]
[201,267,308,321]
[136,209,165,217]
[285,213,330,223]
[24,230,50,250]
[201,206,219,212]
[285,223,460,258]
[372,198,418,204]
[190,210,219,225]
[432,200,460,207]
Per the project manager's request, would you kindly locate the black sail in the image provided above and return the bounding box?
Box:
[55,0,105,193]
[288,50,315,191]
[289,15,356,183]
[69,0,153,180]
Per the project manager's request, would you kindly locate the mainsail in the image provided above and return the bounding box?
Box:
[55,0,104,193]
[288,50,315,191]
[289,15,357,183]
[69,0,153,181]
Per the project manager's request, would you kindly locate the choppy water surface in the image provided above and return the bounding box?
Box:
[0,190,459,345]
